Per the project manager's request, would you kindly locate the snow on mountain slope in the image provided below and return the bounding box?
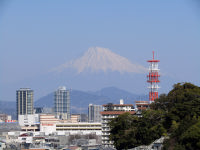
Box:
[53,47,147,74]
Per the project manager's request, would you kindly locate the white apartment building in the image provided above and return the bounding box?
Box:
[100,100,135,147]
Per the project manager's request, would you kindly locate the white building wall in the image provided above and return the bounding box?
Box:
[18,114,35,126]
[40,124,56,134]
[40,114,58,134]
[7,115,12,120]
[18,136,33,144]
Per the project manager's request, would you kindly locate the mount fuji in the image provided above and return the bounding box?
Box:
[52,47,147,74]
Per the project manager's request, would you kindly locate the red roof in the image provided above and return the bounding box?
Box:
[20,133,29,137]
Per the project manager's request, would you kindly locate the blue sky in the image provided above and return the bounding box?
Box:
[0,0,200,101]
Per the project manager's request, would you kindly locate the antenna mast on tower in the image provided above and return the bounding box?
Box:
[147,51,160,103]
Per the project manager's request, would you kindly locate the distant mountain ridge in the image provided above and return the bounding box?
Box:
[0,87,148,118]
[35,87,148,113]
[0,101,16,119]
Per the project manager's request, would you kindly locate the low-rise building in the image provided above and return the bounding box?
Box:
[18,114,40,132]
[56,122,102,135]
[18,133,33,144]
[40,114,59,134]
[18,115,36,126]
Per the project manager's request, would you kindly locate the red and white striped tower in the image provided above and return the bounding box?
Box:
[147,51,160,103]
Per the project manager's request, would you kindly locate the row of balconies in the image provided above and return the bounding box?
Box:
[102,120,108,123]
[102,128,110,131]
[102,140,113,144]
[56,125,101,127]
[102,115,116,119]
[56,127,101,130]
[102,123,108,127]
[56,129,100,131]
[102,137,109,140]
[103,106,132,111]
[102,126,109,129]
[102,132,110,135]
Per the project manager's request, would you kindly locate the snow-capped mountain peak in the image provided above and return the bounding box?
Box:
[53,47,147,74]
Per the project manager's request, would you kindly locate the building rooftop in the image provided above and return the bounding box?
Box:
[18,88,32,91]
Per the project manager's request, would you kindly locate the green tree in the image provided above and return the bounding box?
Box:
[109,112,138,150]
[109,110,166,150]
[179,120,200,150]
[161,83,200,149]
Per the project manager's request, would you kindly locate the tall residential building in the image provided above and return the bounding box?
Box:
[100,100,135,147]
[88,104,102,123]
[16,88,34,120]
[54,86,70,120]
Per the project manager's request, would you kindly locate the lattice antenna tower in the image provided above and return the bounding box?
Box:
[147,51,160,103]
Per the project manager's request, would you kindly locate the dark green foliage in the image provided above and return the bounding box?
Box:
[162,83,200,149]
[109,82,200,150]
[109,113,138,150]
[109,110,166,149]
[180,120,200,150]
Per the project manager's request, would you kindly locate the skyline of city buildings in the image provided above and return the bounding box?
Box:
[0,86,150,149]
[1,84,150,149]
